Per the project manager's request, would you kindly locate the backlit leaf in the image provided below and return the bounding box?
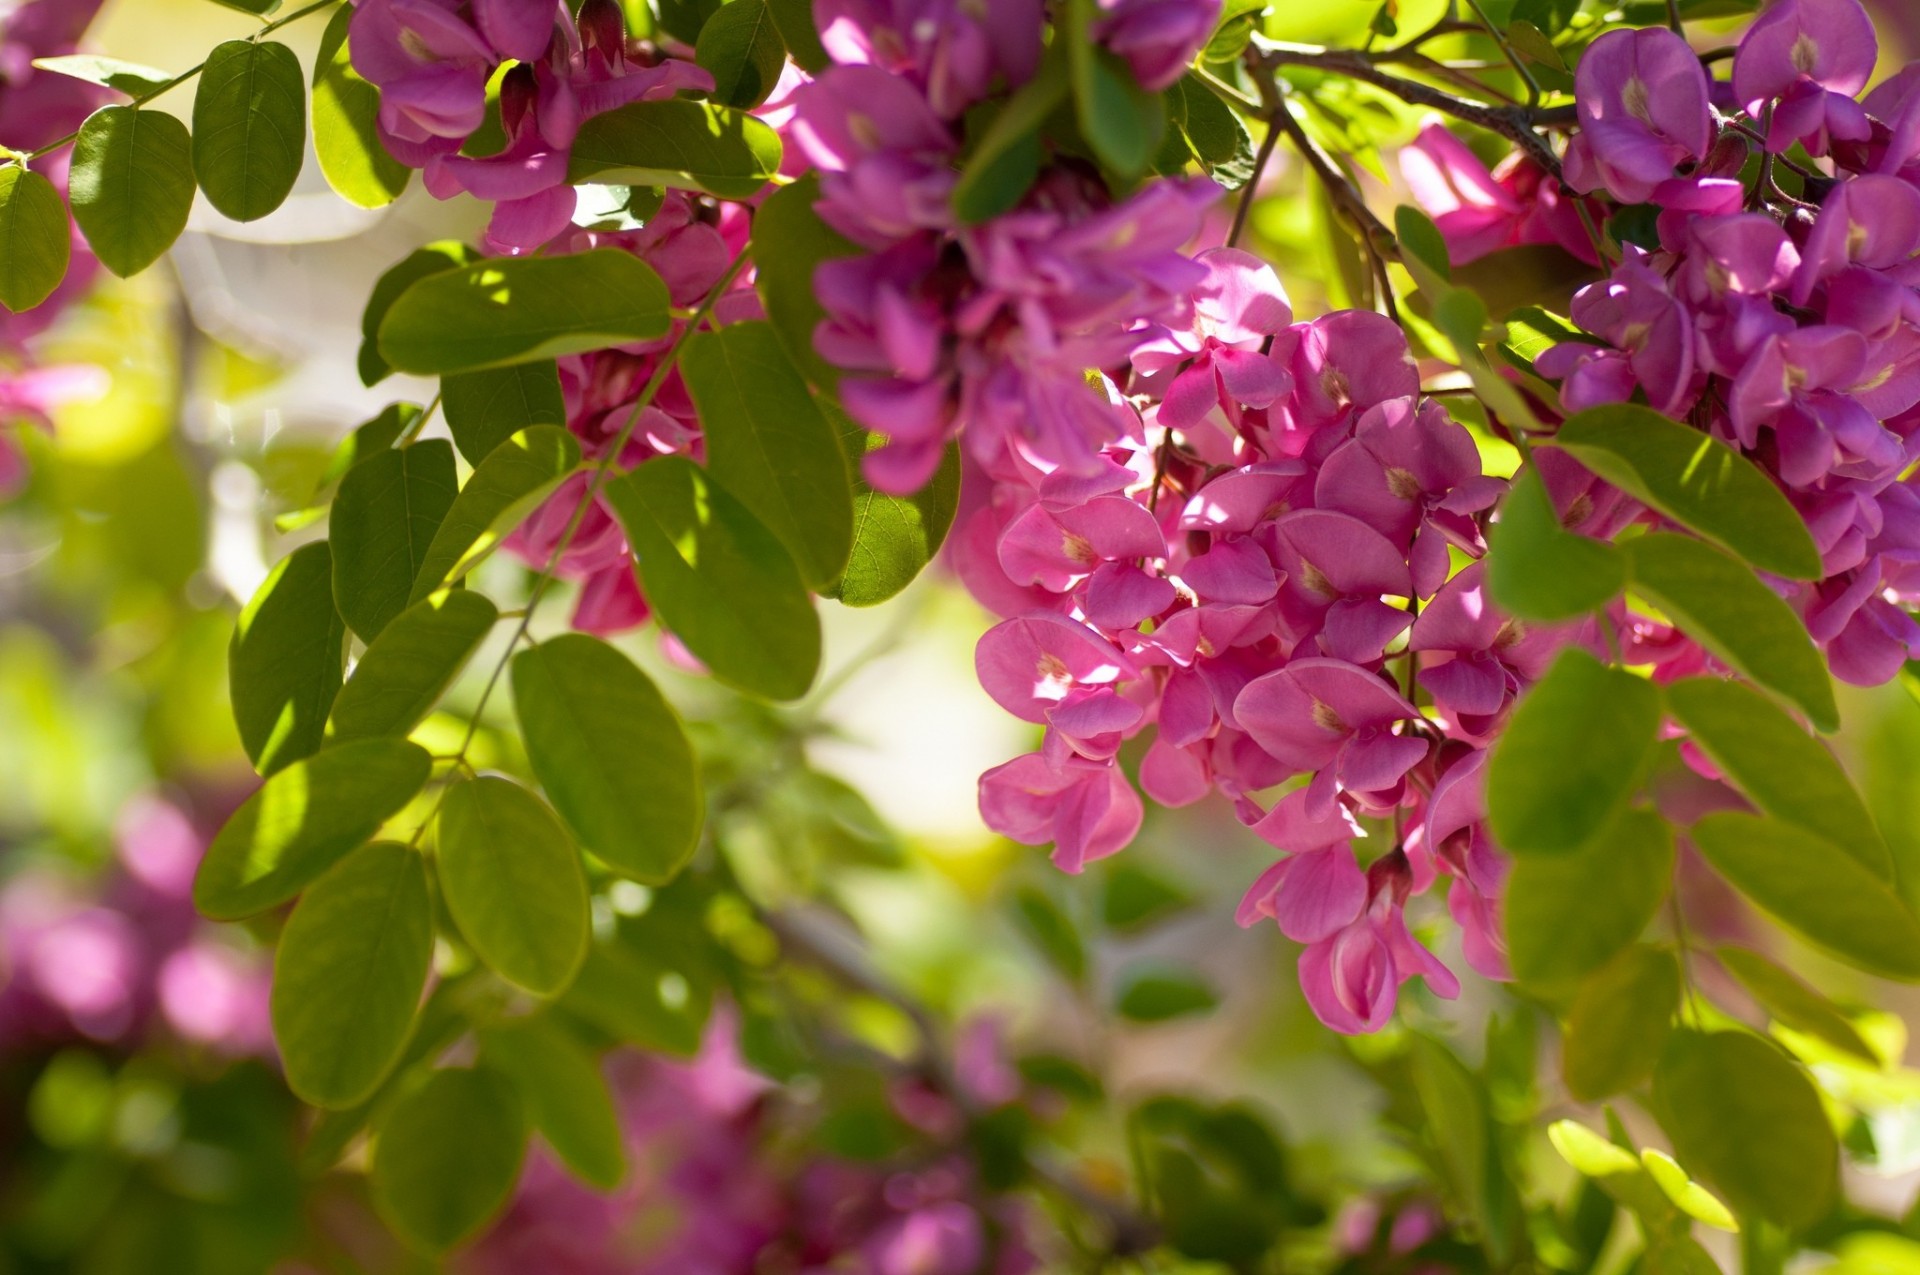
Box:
[68,105,195,278]
[0,165,71,313]
[192,40,304,222]
[330,440,459,641]
[312,3,411,208]
[442,360,567,466]
[230,540,345,775]
[1504,808,1673,988]
[412,425,581,600]
[438,777,590,997]
[1562,945,1680,1101]
[372,1068,527,1254]
[325,589,497,745]
[568,100,782,199]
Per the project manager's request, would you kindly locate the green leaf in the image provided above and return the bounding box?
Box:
[191,40,304,222]
[1689,813,1920,981]
[1653,1029,1837,1230]
[1665,676,1886,877]
[823,410,960,606]
[1115,965,1218,1022]
[312,3,411,209]
[695,0,786,108]
[479,1019,625,1190]
[1504,807,1673,987]
[441,360,568,466]
[412,425,582,601]
[765,0,829,72]
[330,440,459,641]
[1549,1119,1674,1222]
[1640,1149,1739,1233]
[656,0,723,43]
[270,842,433,1109]
[953,50,1068,223]
[313,403,420,501]
[194,738,431,920]
[1013,887,1086,984]
[230,540,346,775]
[1410,1034,1518,1263]
[1485,466,1625,621]
[751,173,859,388]
[438,777,590,997]
[32,54,173,96]
[1625,534,1838,732]
[1562,945,1680,1101]
[1716,947,1876,1065]
[559,941,710,1056]
[325,589,497,744]
[360,244,479,386]
[1101,862,1196,931]
[603,456,821,701]
[567,99,783,199]
[0,165,70,313]
[67,105,195,278]
[683,321,853,590]
[1395,204,1453,285]
[372,1068,528,1255]
[1169,74,1257,189]
[204,0,280,14]
[510,634,704,883]
[1488,648,1661,855]
[1068,0,1165,177]
[1553,406,1821,580]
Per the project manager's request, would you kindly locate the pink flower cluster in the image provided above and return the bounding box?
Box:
[349,0,710,252]
[455,1010,1037,1274]
[0,794,272,1056]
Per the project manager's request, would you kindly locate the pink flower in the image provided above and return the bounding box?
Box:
[816,0,1044,118]
[978,751,1143,871]
[1732,0,1876,153]
[1297,853,1458,1034]
[1133,246,1294,432]
[1410,562,1584,739]
[975,612,1143,752]
[1235,657,1428,818]
[1400,123,1597,266]
[1091,0,1222,92]
[1563,26,1714,204]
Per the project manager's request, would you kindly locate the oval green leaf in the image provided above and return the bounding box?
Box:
[558,941,710,1057]
[1552,405,1821,580]
[566,99,782,198]
[1665,675,1885,877]
[437,777,590,996]
[1562,944,1680,1101]
[1066,0,1163,178]
[510,633,703,883]
[372,1068,527,1254]
[441,360,568,466]
[1488,648,1661,855]
[1653,1029,1837,1230]
[360,243,479,386]
[270,842,433,1109]
[682,321,853,590]
[480,1018,625,1190]
[1689,812,1920,981]
[326,589,497,744]
[194,738,431,920]
[191,40,304,222]
[1115,965,1218,1022]
[377,249,672,376]
[603,456,821,701]
[750,173,858,388]
[68,105,195,278]
[695,0,786,108]
[412,426,581,601]
[312,3,411,209]
[230,540,345,775]
[820,409,961,607]
[0,165,71,313]
[1626,533,1838,732]
[331,440,459,641]
[1485,466,1625,621]
[1504,807,1673,988]
[32,54,173,96]
[1716,947,1877,1064]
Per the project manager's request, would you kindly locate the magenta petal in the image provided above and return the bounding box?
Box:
[1268,848,1368,944]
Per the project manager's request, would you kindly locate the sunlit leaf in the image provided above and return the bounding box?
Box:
[438,777,590,997]
[325,589,497,744]
[68,105,195,278]
[230,540,345,775]
[191,40,304,222]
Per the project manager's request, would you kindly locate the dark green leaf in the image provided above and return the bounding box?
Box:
[695,0,786,108]
[1626,534,1837,732]
[1654,1029,1837,1230]
[360,244,478,386]
[0,165,70,313]
[325,589,497,744]
[1562,945,1680,1101]
[1665,676,1885,876]
[1488,648,1661,855]
[1395,204,1453,284]
[1716,947,1876,1064]
[1068,11,1165,178]
[1504,807,1673,987]
[68,105,194,278]
[567,99,783,198]
[604,456,820,701]
[1013,887,1086,983]
[378,250,672,376]
[442,360,568,466]
[823,408,960,605]
[954,50,1068,223]
[230,540,345,775]
[204,0,280,14]
[480,1018,625,1190]
[683,321,853,589]
[194,738,432,920]
[1101,862,1196,931]
[765,0,829,72]
[560,941,710,1056]
[1115,965,1218,1022]
[313,403,420,501]
[330,440,459,641]
[270,842,433,1109]
[1689,813,1920,981]
[1410,1034,1517,1263]
[1171,74,1257,189]
[192,40,304,222]
[438,777,590,996]
[510,634,704,883]
[312,3,411,208]
[32,54,173,96]
[751,173,859,388]
[372,1068,527,1254]
[656,0,722,43]
[412,425,582,600]
[1486,466,1625,621]
[1553,406,1821,580]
